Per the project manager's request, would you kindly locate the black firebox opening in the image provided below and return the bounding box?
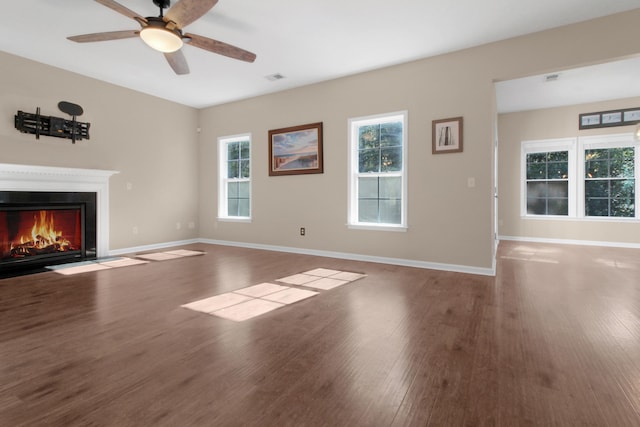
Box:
[0,191,97,277]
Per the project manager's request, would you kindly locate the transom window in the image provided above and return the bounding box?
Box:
[218,134,251,220]
[348,111,407,230]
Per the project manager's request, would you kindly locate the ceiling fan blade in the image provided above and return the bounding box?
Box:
[164,51,190,75]
[95,0,144,21]
[185,33,256,63]
[165,0,218,29]
[67,30,139,43]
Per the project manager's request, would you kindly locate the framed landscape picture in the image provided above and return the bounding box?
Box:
[432,116,463,154]
[268,122,323,176]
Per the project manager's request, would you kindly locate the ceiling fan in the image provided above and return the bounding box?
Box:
[67,0,256,75]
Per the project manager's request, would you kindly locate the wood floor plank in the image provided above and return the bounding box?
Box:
[0,241,639,426]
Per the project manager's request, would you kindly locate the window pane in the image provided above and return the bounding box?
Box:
[527,182,547,198]
[548,161,568,179]
[547,181,568,199]
[380,122,402,147]
[227,142,239,161]
[585,180,607,198]
[238,181,250,198]
[227,182,238,198]
[526,181,568,215]
[358,200,379,222]
[238,199,250,217]
[527,198,547,215]
[240,160,250,179]
[527,162,547,180]
[359,149,380,173]
[227,199,239,216]
[528,153,547,163]
[379,199,401,224]
[586,159,607,178]
[240,141,250,159]
[381,147,402,172]
[379,176,401,199]
[609,148,634,178]
[358,177,378,199]
[227,160,239,178]
[547,151,568,162]
[547,199,568,216]
[585,198,609,216]
[358,125,380,150]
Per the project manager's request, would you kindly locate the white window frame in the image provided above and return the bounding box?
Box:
[218,133,251,222]
[578,133,639,220]
[520,133,640,221]
[521,138,577,218]
[348,111,408,231]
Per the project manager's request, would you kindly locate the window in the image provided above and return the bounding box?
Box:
[521,138,576,217]
[521,134,639,220]
[218,134,251,220]
[580,134,638,219]
[348,111,407,230]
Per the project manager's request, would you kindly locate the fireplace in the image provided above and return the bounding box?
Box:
[1,191,97,274]
[0,163,118,276]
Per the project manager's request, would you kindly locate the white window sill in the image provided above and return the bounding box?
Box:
[217,217,252,223]
[348,223,407,232]
[522,215,639,223]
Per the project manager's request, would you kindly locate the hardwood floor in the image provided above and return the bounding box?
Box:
[0,241,639,426]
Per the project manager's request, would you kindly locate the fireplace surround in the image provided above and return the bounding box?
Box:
[0,163,118,275]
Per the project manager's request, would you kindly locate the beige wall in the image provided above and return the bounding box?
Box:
[2,9,639,268]
[498,97,640,244]
[0,52,200,250]
[199,9,640,270]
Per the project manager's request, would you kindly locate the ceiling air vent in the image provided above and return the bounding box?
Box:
[265,73,286,82]
[544,73,560,82]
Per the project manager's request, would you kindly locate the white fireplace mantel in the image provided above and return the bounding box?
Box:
[0,163,119,257]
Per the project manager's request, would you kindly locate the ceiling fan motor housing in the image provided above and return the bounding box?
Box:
[153,0,171,9]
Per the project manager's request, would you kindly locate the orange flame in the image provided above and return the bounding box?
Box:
[16,211,72,251]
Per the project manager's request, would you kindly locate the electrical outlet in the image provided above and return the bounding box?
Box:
[300,227,305,236]
[133,226,139,235]
[176,222,181,230]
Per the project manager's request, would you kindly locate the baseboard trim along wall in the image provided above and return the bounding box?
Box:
[198,239,496,277]
[499,235,640,249]
[109,239,200,256]
[109,238,496,276]
[109,238,495,276]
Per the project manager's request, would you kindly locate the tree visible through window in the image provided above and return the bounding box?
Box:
[349,112,407,229]
[585,147,635,217]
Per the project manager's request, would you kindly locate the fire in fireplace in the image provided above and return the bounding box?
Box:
[3,208,82,260]
[0,191,97,275]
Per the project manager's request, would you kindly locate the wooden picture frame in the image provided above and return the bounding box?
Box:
[268,122,323,176]
[432,116,463,154]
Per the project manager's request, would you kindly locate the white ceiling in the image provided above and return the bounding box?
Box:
[2,0,639,109]
[496,56,640,113]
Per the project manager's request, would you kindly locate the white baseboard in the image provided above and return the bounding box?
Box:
[108,238,200,256]
[198,238,496,276]
[499,235,640,249]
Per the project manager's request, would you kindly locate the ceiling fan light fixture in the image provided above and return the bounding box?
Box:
[140,26,183,53]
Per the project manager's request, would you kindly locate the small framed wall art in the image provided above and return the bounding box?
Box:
[579,107,640,130]
[432,116,463,154]
[268,122,323,176]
